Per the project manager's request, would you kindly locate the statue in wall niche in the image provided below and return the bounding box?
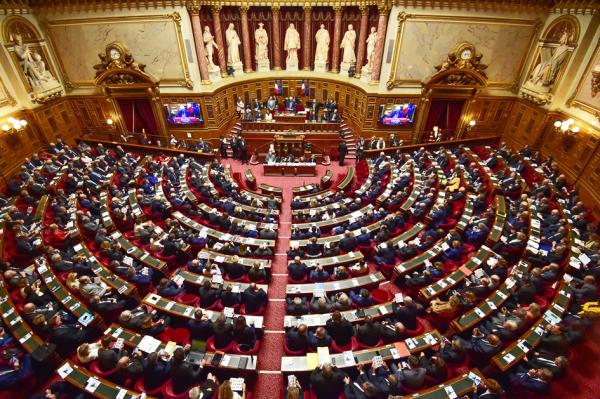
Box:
[255,22,269,62]
[13,33,58,88]
[226,23,242,66]
[203,26,219,71]
[284,23,301,67]
[528,28,574,89]
[364,27,377,70]
[314,24,330,64]
[591,63,600,98]
[340,24,356,64]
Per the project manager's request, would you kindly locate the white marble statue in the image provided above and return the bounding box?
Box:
[528,28,573,90]
[314,24,330,63]
[13,34,57,88]
[365,27,377,70]
[225,23,242,66]
[203,26,219,71]
[255,22,269,62]
[340,24,356,65]
[284,23,301,70]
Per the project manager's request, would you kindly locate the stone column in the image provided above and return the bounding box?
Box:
[240,6,253,73]
[211,5,227,76]
[370,5,390,83]
[302,6,312,71]
[188,5,211,84]
[354,6,369,78]
[331,6,343,73]
[272,6,282,70]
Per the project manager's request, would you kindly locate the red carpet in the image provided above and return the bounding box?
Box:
[227,160,349,398]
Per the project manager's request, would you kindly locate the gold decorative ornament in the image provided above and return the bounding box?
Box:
[424,42,488,87]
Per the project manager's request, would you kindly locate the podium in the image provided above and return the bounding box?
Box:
[274,134,305,158]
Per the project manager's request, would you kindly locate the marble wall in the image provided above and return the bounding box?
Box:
[45,13,189,88]
[389,16,537,88]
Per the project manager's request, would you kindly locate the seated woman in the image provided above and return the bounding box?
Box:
[427,293,461,315]
[233,316,257,349]
[333,266,349,280]
[76,342,100,365]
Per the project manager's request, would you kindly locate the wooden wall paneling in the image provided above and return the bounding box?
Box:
[502,100,547,149]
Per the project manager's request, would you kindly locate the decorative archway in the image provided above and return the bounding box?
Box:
[93,41,168,142]
[415,42,488,142]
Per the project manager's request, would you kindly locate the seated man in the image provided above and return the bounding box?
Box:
[285,324,309,352]
[355,316,382,347]
[308,326,332,349]
[310,363,347,399]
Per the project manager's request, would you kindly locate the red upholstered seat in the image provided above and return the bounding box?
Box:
[240,304,265,316]
[331,339,357,353]
[134,378,163,396]
[284,340,306,356]
[352,336,384,350]
[175,292,200,307]
[233,339,261,355]
[161,379,192,399]
[206,336,235,353]
[371,289,393,304]
[90,360,117,378]
[406,317,426,337]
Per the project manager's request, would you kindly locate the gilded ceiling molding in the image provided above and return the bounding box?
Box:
[386,13,539,90]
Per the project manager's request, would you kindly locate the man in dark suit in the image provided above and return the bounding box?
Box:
[524,353,568,379]
[286,297,309,316]
[49,316,90,356]
[391,355,426,390]
[170,347,203,394]
[309,363,347,399]
[392,296,418,330]
[509,368,552,393]
[188,309,213,341]
[326,311,354,346]
[285,324,309,352]
[339,142,347,166]
[339,231,358,253]
[242,283,267,314]
[308,326,333,348]
[198,280,221,308]
[212,314,234,349]
[538,324,568,358]
[355,316,382,347]
[97,335,125,371]
[288,257,308,282]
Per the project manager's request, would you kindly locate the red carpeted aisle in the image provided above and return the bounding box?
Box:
[228,160,350,398]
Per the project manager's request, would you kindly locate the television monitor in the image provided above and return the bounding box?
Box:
[378,103,416,126]
[164,102,203,125]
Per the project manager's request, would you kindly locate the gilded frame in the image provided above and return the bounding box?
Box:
[43,12,192,90]
[521,15,580,97]
[2,15,62,94]
[386,13,540,90]
[0,78,16,108]
[567,36,600,119]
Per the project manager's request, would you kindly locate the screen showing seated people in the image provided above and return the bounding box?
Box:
[378,103,416,126]
[164,102,203,125]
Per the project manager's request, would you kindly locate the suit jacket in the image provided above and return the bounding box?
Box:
[392,302,418,330]
[242,288,267,313]
[285,329,308,352]
[170,361,202,395]
[212,321,234,349]
[97,348,122,371]
[309,367,346,399]
[187,319,213,341]
[325,318,354,346]
[394,367,426,390]
[356,323,382,347]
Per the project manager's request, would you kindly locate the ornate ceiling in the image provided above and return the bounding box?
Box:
[0,0,597,13]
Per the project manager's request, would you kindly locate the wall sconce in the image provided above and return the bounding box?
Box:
[553,119,580,135]
[465,119,476,134]
[1,117,28,133]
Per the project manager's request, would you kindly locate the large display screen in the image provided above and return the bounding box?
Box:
[164,102,203,125]
[378,103,416,126]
